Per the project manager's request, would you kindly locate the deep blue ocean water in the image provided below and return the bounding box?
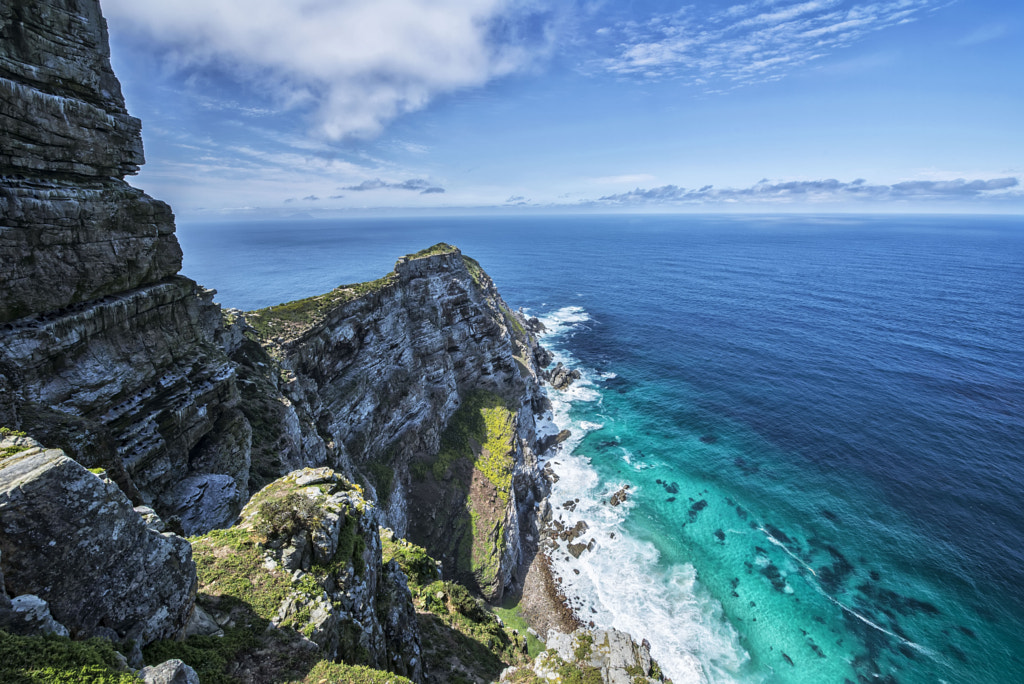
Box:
[179,214,1024,683]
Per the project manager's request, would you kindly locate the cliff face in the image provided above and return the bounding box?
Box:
[239,246,550,600]
[0,0,181,321]
[1,0,252,534]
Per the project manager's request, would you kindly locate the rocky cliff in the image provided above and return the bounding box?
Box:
[1,0,253,535]
[236,244,550,601]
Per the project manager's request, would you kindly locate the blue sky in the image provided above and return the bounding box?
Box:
[103,0,1024,218]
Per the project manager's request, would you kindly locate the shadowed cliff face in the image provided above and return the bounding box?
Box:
[0,0,182,321]
[0,0,249,532]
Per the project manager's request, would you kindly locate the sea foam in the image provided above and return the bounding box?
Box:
[534,305,749,683]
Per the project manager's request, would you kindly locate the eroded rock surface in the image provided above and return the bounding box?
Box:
[0,435,196,646]
[500,628,669,684]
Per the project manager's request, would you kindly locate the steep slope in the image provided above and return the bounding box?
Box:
[0,0,253,534]
[236,244,552,601]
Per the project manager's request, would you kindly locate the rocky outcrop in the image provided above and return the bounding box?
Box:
[500,629,668,684]
[0,434,196,647]
[239,245,552,602]
[188,467,423,682]
[547,362,581,391]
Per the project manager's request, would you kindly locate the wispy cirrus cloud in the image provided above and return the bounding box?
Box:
[597,177,1022,205]
[599,0,943,86]
[103,0,557,140]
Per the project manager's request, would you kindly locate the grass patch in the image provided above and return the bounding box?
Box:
[246,273,398,342]
[493,602,544,658]
[432,390,516,504]
[381,533,439,586]
[0,631,140,684]
[0,444,29,461]
[405,243,459,260]
[461,255,485,287]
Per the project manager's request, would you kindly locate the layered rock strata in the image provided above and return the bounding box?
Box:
[1,0,251,534]
[239,246,552,601]
[1,0,181,321]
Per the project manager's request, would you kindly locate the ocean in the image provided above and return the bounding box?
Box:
[179,213,1024,683]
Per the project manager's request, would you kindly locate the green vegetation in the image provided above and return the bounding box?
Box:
[404,243,459,260]
[573,631,595,661]
[501,302,527,339]
[461,254,485,287]
[432,390,516,503]
[0,428,30,462]
[191,527,294,620]
[295,660,415,683]
[493,602,544,658]
[246,273,398,342]
[255,493,320,542]
[364,459,394,504]
[0,631,141,684]
[413,580,530,682]
[381,533,439,586]
[144,525,315,683]
[1,444,29,461]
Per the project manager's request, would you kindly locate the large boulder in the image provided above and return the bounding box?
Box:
[0,435,196,646]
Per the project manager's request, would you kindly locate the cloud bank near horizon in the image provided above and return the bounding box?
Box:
[103,0,555,140]
[597,177,1022,205]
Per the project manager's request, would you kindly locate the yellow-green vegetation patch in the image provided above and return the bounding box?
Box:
[433,390,516,503]
[404,242,459,260]
[246,273,398,342]
[296,660,415,683]
[493,601,544,658]
[0,630,141,684]
[381,533,439,586]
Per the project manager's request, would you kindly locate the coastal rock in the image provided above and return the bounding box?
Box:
[0,435,196,646]
[538,429,572,454]
[610,485,630,506]
[548,362,582,390]
[501,628,668,683]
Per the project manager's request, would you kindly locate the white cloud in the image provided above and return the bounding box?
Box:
[599,1,941,86]
[104,0,554,140]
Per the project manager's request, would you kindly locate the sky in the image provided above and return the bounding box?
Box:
[102,0,1024,218]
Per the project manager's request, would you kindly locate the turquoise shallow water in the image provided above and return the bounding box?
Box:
[179,214,1024,683]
